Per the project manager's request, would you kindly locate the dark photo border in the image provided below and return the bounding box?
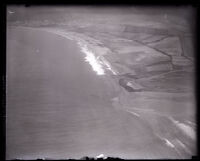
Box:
[1,0,199,160]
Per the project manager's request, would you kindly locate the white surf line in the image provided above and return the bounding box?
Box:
[186,120,196,127]
[125,106,196,141]
[177,123,196,140]
[78,42,105,75]
[124,106,156,113]
[44,29,105,75]
[135,108,196,141]
[127,110,140,117]
[78,40,119,76]
[155,134,183,158]
[153,133,183,158]
[164,138,183,159]
[176,139,192,155]
[123,106,194,158]
[164,138,175,148]
[98,56,118,75]
[169,117,196,141]
[124,106,191,158]
[40,28,118,76]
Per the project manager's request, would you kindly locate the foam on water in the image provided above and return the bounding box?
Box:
[79,43,105,75]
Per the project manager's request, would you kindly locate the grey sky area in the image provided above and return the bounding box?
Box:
[6,6,196,159]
